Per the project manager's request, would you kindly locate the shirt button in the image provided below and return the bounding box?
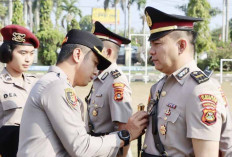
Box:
[94,104,98,108]
[164,117,167,121]
[143,144,147,149]
[161,91,166,97]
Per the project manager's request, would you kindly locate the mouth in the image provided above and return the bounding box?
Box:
[22,64,29,68]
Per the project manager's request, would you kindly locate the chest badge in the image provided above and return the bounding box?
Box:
[92,109,98,116]
[160,125,166,135]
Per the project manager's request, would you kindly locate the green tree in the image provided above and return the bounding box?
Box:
[60,0,82,31]
[54,0,62,27]
[12,0,25,26]
[79,15,92,31]
[187,0,215,54]
[0,3,7,28]
[67,18,80,31]
[37,0,64,65]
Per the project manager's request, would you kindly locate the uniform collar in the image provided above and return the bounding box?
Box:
[48,66,68,81]
[97,63,117,83]
[172,60,198,85]
[0,68,14,83]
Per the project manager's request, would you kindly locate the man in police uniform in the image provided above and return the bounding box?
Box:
[0,25,39,157]
[85,21,132,157]
[18,29,148,156]
[141,7,232,157]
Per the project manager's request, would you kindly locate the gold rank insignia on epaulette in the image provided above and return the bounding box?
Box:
[111,69,121,79]
[190,71,209,84]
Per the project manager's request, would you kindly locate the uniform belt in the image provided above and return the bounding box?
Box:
[89,131,109,137]
[141,151,169,157]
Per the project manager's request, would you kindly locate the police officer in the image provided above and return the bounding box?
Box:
[141,7,232,157]
[85,21,132,157]
[0,25,39,157]
[17,29,148,157]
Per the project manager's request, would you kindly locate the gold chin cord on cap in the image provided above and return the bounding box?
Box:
[93,46,103,54]
[150,25,178,34]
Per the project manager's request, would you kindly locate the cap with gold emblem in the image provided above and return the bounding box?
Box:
[92,21,131,46]
[62,29,111,70]
[144,7,203,41]
[1,24,39,48]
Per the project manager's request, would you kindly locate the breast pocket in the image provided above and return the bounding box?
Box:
[158,107,180,137]
[89,93,105,122]
[1,98,22,111]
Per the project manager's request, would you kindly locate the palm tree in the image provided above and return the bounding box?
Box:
[60,0,82,31]
[9,0,13,24]
[32,0,40,32]
[103,0,146,37]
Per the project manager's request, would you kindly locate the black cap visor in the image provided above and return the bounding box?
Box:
[92,46,111,70]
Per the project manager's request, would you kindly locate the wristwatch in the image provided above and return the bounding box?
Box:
[117,130,130,146]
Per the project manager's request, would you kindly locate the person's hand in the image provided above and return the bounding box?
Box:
[125,111,149,141]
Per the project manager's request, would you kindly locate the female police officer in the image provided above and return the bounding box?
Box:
[0,24,39,157]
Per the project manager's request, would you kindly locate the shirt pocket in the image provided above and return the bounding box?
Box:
[158,107,180,137]
[1,98,23,111]
[89,93,105,122]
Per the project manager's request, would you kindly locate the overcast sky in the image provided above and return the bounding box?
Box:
[77,0,230,33]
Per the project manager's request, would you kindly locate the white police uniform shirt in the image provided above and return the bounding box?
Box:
[0,68,37,127]
[143,60,232,156]
[18,66,120,157]
[86,63,132,134]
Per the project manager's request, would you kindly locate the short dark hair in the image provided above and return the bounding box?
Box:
[56,44,90,64]
[169,30,197,52]
[0,42,17,63]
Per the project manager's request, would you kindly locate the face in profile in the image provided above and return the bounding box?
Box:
[7,45,35,73]
[75,51,99,86]
[149,34,179,75]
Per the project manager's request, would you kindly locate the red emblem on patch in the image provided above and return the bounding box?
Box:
[201,108,217,125]
[113,83,125,101]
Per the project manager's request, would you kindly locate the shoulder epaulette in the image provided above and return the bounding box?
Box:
[111,69,121,79]
[190,71,209,84]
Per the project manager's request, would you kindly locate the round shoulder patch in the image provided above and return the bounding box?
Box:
[65,88,78,108]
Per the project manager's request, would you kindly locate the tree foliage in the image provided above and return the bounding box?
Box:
[187,0,215,53]
[37,0,64,65]
[60,0,82,31]
[67,19,80,31]
[79,15,92,31]
[12,0,25,26]
[0,3,7,28]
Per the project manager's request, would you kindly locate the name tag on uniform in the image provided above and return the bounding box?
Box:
[96,94,102,97]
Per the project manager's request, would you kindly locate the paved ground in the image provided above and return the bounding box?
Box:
[76,80,232,157]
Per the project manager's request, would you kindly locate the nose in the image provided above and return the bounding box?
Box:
[149,47,156,56]
[25,54,30,62]
[93,67,99,76]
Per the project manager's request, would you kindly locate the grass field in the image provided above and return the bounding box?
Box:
[75,81,232,157]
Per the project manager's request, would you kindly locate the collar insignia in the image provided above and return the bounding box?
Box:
[101,72,109,80]
[176,67,189,80]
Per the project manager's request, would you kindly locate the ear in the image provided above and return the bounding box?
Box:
[177,39,187,54]
[106,48,112,57]
[72,48,81,63]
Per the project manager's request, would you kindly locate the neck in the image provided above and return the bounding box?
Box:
[5,66,23,78]
[57,62,75,86]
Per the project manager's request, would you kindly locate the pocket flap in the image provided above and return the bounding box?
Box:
[1,100,22,111]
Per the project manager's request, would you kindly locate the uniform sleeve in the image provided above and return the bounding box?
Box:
[41,81,120,156]
[109,79,132,123]
[186,82,227,141]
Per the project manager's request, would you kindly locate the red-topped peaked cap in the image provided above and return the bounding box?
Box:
[145,7,203,41]
[1,24,39,48]
[91,21,131,46]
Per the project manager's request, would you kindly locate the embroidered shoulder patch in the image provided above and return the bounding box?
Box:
[176,67,189,80]
[190,71,209,84]
[199,94,218,104]
[201,108,217,125]
[65,88,78,108]
[112,83,125,101]
[111,70,121,79]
